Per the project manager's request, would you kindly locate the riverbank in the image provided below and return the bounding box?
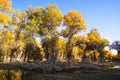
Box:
[0,62,120,80]
[23,69,120,80]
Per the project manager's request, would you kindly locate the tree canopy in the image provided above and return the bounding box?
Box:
[0,0,117,64]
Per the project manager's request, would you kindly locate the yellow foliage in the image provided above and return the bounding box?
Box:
[0,0,14,26]
[15,10,22,17]
[42,4,63,29]
[49,37,66,54]
[64,10,86,31]
[88,28,101,43]
[73,46,84,56]
[103,49,117,60]
[0,31,15,51]
[19,32,24,39]
[17,40,24,50]
[34,39,41,47]
[74,35,89,43]
[88,28,109,46]
[11,15,18,25]
[5,31,14,39]
[20,12,27,20]
[30,19,39,31]
[56,38,65,48]
[0,0,13,13]
[100,38,109,46]
[0,13,10,25]
[73,47,79,55]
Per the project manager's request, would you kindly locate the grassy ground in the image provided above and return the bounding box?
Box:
[23,69,120,80]
[0,63,120,80]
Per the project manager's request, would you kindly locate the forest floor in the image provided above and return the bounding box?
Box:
[0,62,120,80]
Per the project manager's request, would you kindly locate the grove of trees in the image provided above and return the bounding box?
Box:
[0,0,118,64]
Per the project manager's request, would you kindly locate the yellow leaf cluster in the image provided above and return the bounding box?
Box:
[56,38,65,49]
[103,49,116,59]
[64,11,86,31]
[17,40,24,50]
[73,46,84,56]
[5,31,14,39]
[0,0,13,26]
[43,4,63,28]
[34,39,41,47]
[88,28,109,46]
[0,0,13,13]
[30,19,39,31]
[19,32,24,39]
[87,28,101,43]
[0,31,15,51]
[73,47,79,55]
[74,35,89,43]
[0,14,10,25]
[18,11,27,20]
[11,15,18,25]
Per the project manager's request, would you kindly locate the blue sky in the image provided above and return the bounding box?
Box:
[12,0,120,43]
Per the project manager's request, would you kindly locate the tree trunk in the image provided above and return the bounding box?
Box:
[4,55,7,63]
[118,51,120,62]
[9,52,13,63]
[16,50,23,62]
[81,51,87,62]
[67,34,73,65]
[98,49,104,63]
[24,52,27,62]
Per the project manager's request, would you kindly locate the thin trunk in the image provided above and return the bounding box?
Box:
[24,52,27,62]
[81,51,86,62]
[4,55,7,63]
[4,51,9,63]
[118,51,120,62]
[16,51,23,61]
[9,52,13,63]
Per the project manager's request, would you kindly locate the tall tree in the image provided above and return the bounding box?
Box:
[0,0,14,63]
[73,35,88,62]
[0,31,15,62]
[63,10,86,64]
[42,4,63,62]
[75,29,109,63]
[87,28,109,62]
[12,7,43,62]
[56,38,66,61]
[110,41,120,61]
